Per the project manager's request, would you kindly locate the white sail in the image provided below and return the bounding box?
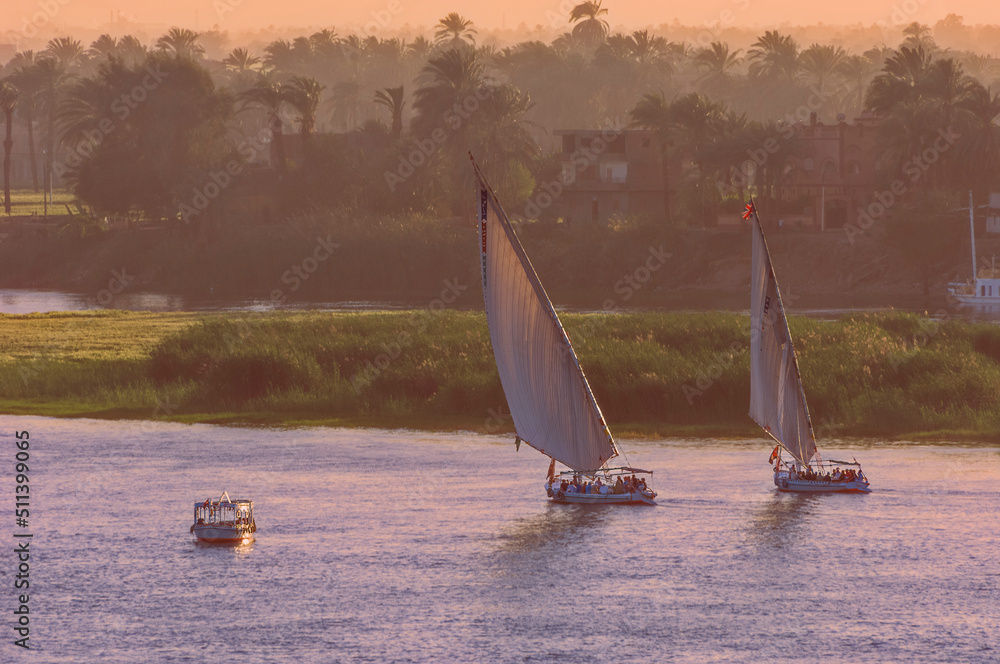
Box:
[474,161,618,472]
[748,205,817,467]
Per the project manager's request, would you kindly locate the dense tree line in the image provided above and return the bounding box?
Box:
[0,5,998,227]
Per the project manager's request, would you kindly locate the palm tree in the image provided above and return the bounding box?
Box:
[569,1,610,47]
[798,44,846,96]
[44,37,86,70]
[0,81,18,214]
[412,47,486,137]
[961,53,1000,89]
[238,80,292,176]
[8,53,41,191]
[87,35,119,62]
[434,13,477,47]
[407,37,434,61]
[331,78,363,131]
[694,41,743,98]
[919,58,980,132]
[33,57,71,201]
[156,28,204,60]
[374,85,406,138]
[117,35,148,66]
[222,48,262,91]
[901,22,935,51]
[632,91,731,225]
[309,29,339,55]
[865,46,933,115]
[286,76,324,139]
[667,92,729,175]
[629,92,674,221]
[874,99,933,182]
[263,39,297,73]
[748,30,799,82]
[745,120,799,208]
[625,30,672,86]
[956,85,1000,195]
[837,54,879,118]
[474,84,539,196]
[223,48,261,74]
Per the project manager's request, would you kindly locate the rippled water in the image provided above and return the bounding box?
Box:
[3,416,997,663]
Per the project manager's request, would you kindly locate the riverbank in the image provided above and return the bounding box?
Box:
[2,310,999,440]
[0,212,991,312]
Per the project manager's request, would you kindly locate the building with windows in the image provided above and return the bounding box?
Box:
[552,128,678,225]
[777,112,882,229]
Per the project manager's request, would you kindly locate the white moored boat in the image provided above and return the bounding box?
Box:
[947,192,1000,305]
[473,155,656,505]
[747,200,871,494]
[190,491,257,544]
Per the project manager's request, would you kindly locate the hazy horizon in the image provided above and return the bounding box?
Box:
[3,0,999,44]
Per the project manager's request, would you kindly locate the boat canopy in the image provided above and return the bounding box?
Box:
[473,156,618,472]
[748,202,818,468]
[556,466,652,476]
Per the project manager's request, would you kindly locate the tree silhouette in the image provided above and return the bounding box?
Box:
[434,13,477,47]
[287,76,324,139]
[0,81,18,214]
[156,28,205,61]
[569,1,610,47]
[45,37,87,70]
[694,41,743,98]
[374,85,406,138]
[239,78,295,177]
[7,52,42,191]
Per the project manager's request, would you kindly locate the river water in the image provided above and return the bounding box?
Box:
[6,288,1000,321]
[1,415,997,663]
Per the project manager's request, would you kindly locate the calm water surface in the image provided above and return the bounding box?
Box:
[2,416,997,663]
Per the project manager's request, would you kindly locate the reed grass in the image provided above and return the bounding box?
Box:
[1,309,999,439]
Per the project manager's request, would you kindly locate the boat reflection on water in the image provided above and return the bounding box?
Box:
[490,504,611,556]
[743,492,820,550]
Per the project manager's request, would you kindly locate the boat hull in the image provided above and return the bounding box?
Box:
[546,484,656,505]
[774,472,870,494]
[191,524,255,544]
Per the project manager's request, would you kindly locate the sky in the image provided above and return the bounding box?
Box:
[1,0,997,42]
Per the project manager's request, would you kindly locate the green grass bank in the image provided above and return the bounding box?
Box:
[2,310,1000,440]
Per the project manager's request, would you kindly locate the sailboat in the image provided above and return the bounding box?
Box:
[746,200,871,494]
[472,155,656,505]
